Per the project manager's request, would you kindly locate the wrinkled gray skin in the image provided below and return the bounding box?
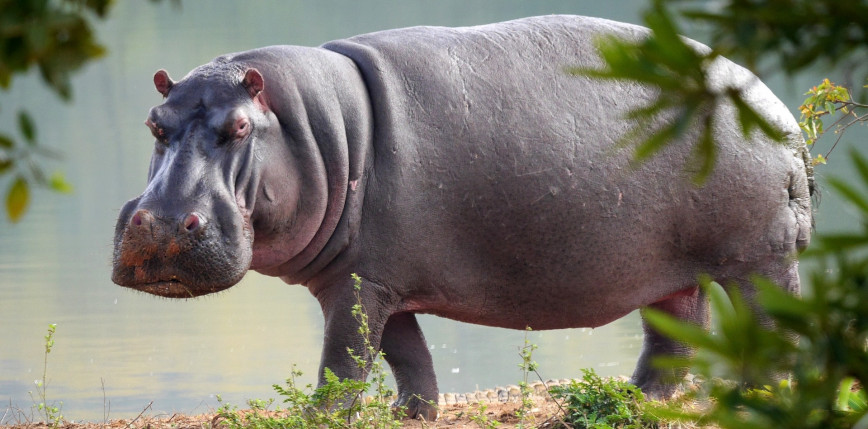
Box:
[113,16,813,420]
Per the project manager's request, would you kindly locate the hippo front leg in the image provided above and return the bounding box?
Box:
[380,312,439,420]
[314,277,394,410]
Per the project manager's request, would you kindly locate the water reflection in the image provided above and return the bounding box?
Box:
[0,0,859,423]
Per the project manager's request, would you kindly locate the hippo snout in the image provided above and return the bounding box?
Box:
[112,204,253,298]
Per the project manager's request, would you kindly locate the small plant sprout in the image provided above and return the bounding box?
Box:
[516,326,539,428]
[29,324,63,428]
[214,274,403,429]
[551,368,655,429]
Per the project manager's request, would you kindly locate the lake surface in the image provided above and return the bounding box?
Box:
[0,1,861,423]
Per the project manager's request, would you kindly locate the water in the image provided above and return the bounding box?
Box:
[0,1,861,423]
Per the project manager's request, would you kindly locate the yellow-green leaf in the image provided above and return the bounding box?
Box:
[7,176,29,222]
[813,154,826,165]
[49,172,73,194]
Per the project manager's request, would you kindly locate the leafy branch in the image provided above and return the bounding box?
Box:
[799,78,868,165]
[679,0,868,81]
[1,111,72,222]
[0,0,111,222]
[571,0,784,184]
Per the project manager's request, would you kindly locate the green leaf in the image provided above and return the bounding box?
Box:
[850,149,868,189]
[827,177,868,215]
[49,172,73,194]
[0,134,13,149]
[18,111,36,144]
[643,307,724,353]
[687,114,717,185]
[729,91,784,141]
[702,278,735,321]
[813,154,826,165]
[633,102,698,161]
[6,176,29,222]
[818,233,868,251]
[838,378,857,411]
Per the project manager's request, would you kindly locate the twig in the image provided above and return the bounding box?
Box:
[1,400,10,426]
[127,401,153,428]
[824,111,868,160]
[532,369,572,428]
[101,377,110,428]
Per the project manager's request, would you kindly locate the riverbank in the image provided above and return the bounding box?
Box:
[1,396,565,429]
[2,377,700,428]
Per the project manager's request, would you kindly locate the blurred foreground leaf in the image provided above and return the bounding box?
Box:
[643,153,868,428]
[0,0,121,223]
[572,0,784,184]
[49,172,73,194]
[682,0,868,82]
[6,176,28,222]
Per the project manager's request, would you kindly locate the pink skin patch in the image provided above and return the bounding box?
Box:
[349,180,358,191]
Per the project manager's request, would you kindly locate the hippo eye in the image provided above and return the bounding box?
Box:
[224,114,252,142]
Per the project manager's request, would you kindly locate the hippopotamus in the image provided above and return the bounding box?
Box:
[112,15,813,420]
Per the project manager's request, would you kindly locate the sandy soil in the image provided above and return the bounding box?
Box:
[1,396,570,429]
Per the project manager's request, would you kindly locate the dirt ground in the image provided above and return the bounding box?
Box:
[1,397,571,429]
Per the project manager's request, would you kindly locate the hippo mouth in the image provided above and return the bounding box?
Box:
[113,271,243,298]
[115,273,237,298]
[130,279,203,299]
[134,279,195,298]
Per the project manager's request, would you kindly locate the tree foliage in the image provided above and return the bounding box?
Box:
[571,1,784,183]
[597,1,868,428]
[577,0,868,181]
[0,0,112,222]
[799,79,868,165]
[679,0,868,80]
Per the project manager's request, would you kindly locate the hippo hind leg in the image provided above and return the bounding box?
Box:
[380,312,439,421]
[631,286,709,399]
[631,260,802,399]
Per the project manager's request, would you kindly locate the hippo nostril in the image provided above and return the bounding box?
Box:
[182,213,204,232]
[130,209,152,229]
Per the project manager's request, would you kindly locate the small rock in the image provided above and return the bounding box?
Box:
[496,387,508,402]
[507,385,521,401]
[531,381,547,395]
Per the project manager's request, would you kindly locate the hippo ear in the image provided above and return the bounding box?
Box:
[154,70,174,98]
[242,68,264,98]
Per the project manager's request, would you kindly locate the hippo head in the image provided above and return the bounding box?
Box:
[112,60,326,298]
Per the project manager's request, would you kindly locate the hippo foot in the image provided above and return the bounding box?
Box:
[393,392,438,421]
[631,378,681,401]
